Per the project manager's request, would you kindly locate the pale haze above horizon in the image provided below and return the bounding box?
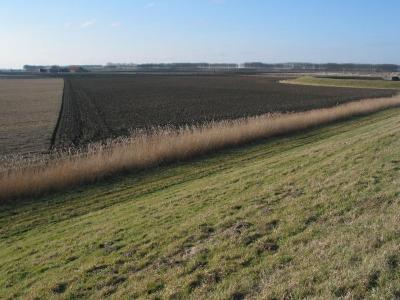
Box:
[1,0,399,69]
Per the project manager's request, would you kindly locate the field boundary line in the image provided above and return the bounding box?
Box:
[50,78,66,149]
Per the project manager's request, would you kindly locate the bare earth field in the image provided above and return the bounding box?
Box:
[53,75,395,148]
[0,79,63,157]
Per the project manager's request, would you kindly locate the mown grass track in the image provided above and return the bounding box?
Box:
[2,107,400,299]
[283,76,400,90]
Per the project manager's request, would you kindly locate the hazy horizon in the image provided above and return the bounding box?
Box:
[6,61,400,70]
[1,0,400,69]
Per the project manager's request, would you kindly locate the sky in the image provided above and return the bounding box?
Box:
[1,0,399,68]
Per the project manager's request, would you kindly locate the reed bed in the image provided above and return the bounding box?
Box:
[1,95,400,202]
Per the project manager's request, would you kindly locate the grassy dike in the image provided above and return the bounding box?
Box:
[1,108,400,299]
[282,76,400,90]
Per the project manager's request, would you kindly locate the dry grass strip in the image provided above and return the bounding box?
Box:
[1,95,400,202]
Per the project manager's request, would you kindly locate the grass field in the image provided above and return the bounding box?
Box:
[2,107,400,299]
[0,79,63,157]
[282,76,400,90]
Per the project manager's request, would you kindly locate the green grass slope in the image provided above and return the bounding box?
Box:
[1,108,400,299]
[283,76,400,90]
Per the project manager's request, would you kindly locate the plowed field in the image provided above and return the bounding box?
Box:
[52,75,395,148]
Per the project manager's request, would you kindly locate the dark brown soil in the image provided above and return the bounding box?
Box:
[53,75,395,148]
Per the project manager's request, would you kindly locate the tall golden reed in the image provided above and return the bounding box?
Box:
[1,95,400,202]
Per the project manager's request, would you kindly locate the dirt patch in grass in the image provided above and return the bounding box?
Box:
[51,282,67,294]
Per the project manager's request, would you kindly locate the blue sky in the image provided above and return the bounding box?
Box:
[1,0,399,68]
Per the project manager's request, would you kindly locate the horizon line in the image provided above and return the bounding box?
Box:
[3,61,400,70]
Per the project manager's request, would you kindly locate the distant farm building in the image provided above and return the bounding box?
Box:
[37,66,87,73]
[39,66,68,73]
[382,73,400,81]
[68,66,87,73]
